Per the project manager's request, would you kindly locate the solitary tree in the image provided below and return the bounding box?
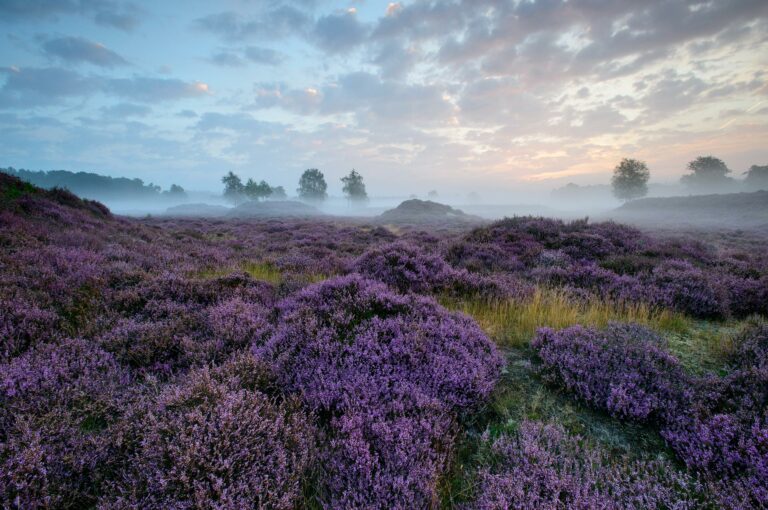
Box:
[744,164,768,190]
[427,190,439,200]
[611,158,650,201]
[244,179,273,201]
[222,171,245,204]
[681,156,735,191]
[341,169,368,203]
[297,169,327,201]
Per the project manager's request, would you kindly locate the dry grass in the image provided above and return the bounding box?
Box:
[442,287,689,348]
[195,261,328,286]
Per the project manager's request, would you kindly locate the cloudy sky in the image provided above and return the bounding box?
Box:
[1,0,767,196]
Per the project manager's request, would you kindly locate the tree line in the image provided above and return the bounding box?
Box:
[611,157,768,201]
[221,168,368,204]
[1,167,187,200]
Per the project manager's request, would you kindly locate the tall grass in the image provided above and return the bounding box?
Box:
[195,261,327,286]
[442,287,689,348]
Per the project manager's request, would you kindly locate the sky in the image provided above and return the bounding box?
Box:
[1,0,767,198]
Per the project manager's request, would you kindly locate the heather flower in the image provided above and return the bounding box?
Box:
[532,323,689,423]
[258,275,503,505]
[466,421,700,510]
[0,338,132,508]
[103,355,316,510]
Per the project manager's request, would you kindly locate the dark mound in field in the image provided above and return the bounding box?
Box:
[608,191,768,228]
[164,203,230,218]
[226,200,323,218]
[378,199,482,224]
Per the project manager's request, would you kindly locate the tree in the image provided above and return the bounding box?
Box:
[681,156,735,191]
[269,185,287,200]
[611,158,649,201]
[163,184,187,200]
[297,169,327,201]
[341,169,367,203]
[427,190,438,199]
[222,171,245,204]
[244,179,272,201]
[744,164,768,190]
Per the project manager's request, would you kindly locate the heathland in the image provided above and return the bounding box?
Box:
[1,172,766,509]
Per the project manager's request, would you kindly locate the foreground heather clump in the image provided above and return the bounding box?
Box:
[257,274,504,508]
[467,421,701,510]
[532,322,768,508]
[0,338,132,508]
[532,323,689,423]
[353,241,531,300]
[104,354,316,510]
[663,323,768,507]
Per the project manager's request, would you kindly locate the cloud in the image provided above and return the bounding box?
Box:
[194,6,311,41]
[100,102,151,118]
[43,36,129,67]
[244,46,283,65]
[0,0,143,31]
[195,112,285,134]
[0,66,99,108]
[107,77,210,102]
[0,67,211,108]
[208,51,244,67]
[313,11,368,53]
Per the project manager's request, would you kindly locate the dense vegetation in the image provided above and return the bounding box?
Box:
[2,167,185,201]
[1,172,766,508]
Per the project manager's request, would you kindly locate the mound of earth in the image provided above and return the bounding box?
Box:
[164,203,230,218]
[227,200,323,218]
[608,191,768,229]
[378,199,482,224]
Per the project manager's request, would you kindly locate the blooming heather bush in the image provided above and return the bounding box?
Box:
[532,323,690,423]
[353,241,530,301]
[533,322,768,507]
[258,275,503,507]
[648,260,728,318]
[443,241,524,273]
[322,390,455,509]
[0,298,59,361]
[352,241,456,294]
[661,323,768,506]
[104,355,316,510]
[466,421,700,510]
[260,274,503,414]
[0,338,131,508]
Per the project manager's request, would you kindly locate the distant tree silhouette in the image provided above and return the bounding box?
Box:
[221,171,245,204]
[163,184,187,200]
[244,179,272,201]
[744,164,768,190]
[341,169,367,203]
[427,190,438,199]
[611,158,649,201]
[269,185,287,199]
[681,156,735,192]
[2,167,168,200]
[297,169,327,201]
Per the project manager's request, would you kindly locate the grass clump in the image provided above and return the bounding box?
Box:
[443,287,689,348]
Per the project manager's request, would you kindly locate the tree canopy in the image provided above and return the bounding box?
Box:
[341,169,367,203]
[611,158,649,201]
[744,165,768,190]
[244,179,272,201]
[1,167,181,201]
[221,171,245,204]
[297,169,327,201]
[681,156,736,191]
